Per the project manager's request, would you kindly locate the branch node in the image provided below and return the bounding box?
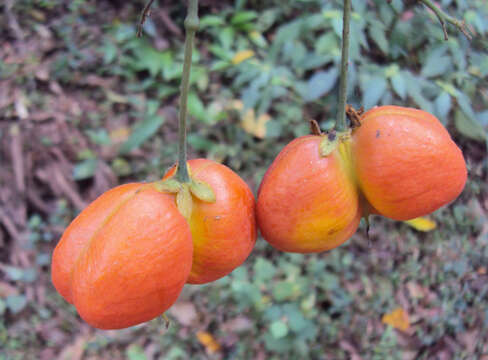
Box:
[417,0,472,41]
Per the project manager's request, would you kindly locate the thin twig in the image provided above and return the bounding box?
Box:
[335,0,351,132]
[137,0,156,37]
[417,0,472,40]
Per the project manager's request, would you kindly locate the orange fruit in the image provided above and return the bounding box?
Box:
[256,136,360,253]
[51,184,193,329]
[164,158,257,284]
[352,106,467,220]
[257,106,467,253]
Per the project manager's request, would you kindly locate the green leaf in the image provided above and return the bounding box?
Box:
[126,345,148,360]
[36,253,51,266]
[200,15,225,28]
[391,73,406,100]
[272,281,295,301]
[21,268,37,283]
[362,76,387,109]
[119,115,164,154]
[101,40,117,64]
[454,110,487,142]
[303,68,339,102]
[6,295,27,314]
[434,92,452,120]
[270,321,288,339]
[283,304,308,333]
[4,266,23,281]
[73,159,98,180]
[134,45,165,77]
[370,23,389,53]
[249,31,268,48]
[254,258,276,282]
[188,134,215,151]
[85,129,111,145]
[231,11,258,25]
[141,18,157,38]
[211,60,230,71]
[405,74,434,114]
[0,299,5,316]
[188,92,207,122]
[111,158,132,177]
[421,56,451,78]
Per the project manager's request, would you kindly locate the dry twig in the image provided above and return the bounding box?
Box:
[137,0,156,37]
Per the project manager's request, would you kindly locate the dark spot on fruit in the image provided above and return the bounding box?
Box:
[376,130,380,138]
[328,132,336,141]
[328,228,338,235]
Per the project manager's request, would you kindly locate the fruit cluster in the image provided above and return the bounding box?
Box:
[52,159,256,329]
[51,106,467,329]
[257,106,467,252]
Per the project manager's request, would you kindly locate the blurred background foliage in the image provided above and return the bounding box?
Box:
[1,0,488,359]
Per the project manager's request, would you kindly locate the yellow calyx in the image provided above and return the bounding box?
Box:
[153,164,216,220]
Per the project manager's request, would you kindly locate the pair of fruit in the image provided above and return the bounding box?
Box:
[51,159,256,329]
[257,106,467,252]
[51,106,467,330]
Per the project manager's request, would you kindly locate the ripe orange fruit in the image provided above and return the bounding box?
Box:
[257,106,467,253]
[164,158,257,284]
[352,106,467,220]
[51,158,256,329]
[51,184,193,329]
[256,136,361,253]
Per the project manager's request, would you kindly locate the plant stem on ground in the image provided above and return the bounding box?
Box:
[336,0,351,132]
[176,0,199,182]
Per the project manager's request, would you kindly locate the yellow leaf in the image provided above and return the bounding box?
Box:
[196,331,221,353]
[110,127,130,143]
[382,307,410,331]
[230,99,244,111]
[232,50,255,65]
[241,108,270,139]
[404,217,437,232]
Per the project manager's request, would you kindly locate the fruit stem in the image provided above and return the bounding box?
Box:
[176,0,199,183]
[336,0,351,132]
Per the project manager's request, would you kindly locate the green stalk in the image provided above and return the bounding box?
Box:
[418,0,471,40]
[336,0,351,132]
[176,0,199,182]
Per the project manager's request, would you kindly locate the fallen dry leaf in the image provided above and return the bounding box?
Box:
[406,282,424,299]
[222,316,253,333]
[56,336,87,360]
[382,307,410,332]
[241,109,270,139]
[232,50,255,65]
[168,301,197,326]
[404,217,437,232]
[196,331,221,354]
